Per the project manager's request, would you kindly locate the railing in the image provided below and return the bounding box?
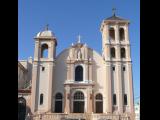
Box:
[23,80,31,89]
[26,113,132,120]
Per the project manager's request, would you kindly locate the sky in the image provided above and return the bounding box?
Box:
[18,0,140,100]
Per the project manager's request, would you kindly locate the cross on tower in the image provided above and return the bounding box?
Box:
[112,8,116,16]
[77,35,81,43]
[45,24,49,30]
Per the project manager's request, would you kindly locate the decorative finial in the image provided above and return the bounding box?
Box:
[77,35,81,43]
[45,24,49,30]
[84,43,87,47]
[112,8,116,16]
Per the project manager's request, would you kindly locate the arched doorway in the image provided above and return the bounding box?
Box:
[73,91,84,113]
[95,93,103,113]
[18,97,26,120]
[55,93,63,113]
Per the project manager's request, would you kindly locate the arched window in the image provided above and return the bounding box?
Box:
[109,28,115,41]
[124,94,128,105]
[95,93,103,113]
[113,94,117,105]
[55,93,63,113]
[73,91,84,113]
[75,66,83,81]
[121,48,126,58]
[41,44,48,58]
[111,47,115,58]
[18,97,26,120]
[119,28,125,41]
[40,94,43,105]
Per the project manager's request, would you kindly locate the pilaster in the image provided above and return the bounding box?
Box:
[64,85,70,113]
[31,62,38,113]
[115,24,120,44]
[125,24,130,43]
[127,63,134,113]
[116,62,123,113]
[34,40,40,61]
[106,62,112,113]
[85,63,89,81]
[87,87,93,113]
[48,62,54,112]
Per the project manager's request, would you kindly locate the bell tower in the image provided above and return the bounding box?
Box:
[31,25,57,113]
[100,10,134,118]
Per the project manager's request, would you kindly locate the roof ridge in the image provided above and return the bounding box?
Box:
[105,15,127,21]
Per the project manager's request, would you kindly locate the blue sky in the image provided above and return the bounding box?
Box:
[18,0,140,100]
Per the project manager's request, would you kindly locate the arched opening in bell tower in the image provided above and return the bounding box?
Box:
[111,47,116,58]
[41,44,48,58]
[121,48,126,58]
[109,28,115,41]
[119,28,125,41]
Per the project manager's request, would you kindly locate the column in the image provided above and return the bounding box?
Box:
[92,91,94,113]
[101,25,106,49]
[106,24,109,44]
[116,62,123,113]
[116,45,121,61]
[115,24,120,44]
[85,63,89,82]
[47,62,54,112]
[64,85,70,113]
[125,24,129,43]
[89,63,92,81]
[106,62,112,113]
[85,47,88,60]
[70,64,74,81]
[102,24,109,61]
[52,41,56,59]
[127,63,134,114]
[31,62,38,113]
[105,44,110,61]
[87,87,93,113]
[34,40,40,61]
[49,41,54,59]
[66,63,71,81]
[69,47,74,59]
[126,45,131,61]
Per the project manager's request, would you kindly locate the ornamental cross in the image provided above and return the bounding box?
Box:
[45,24,49,30]
[77,35,81,43]
[112,8,116,16]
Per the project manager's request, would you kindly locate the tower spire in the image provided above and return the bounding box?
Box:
[77,35,81,43]
[112,8,116,16]
[45,24,49,31]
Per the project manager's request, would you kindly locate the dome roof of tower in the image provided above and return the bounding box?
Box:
[36,25,56,38]
[36,30,55,37]
[105,14,126,21]
[104,14,130,23]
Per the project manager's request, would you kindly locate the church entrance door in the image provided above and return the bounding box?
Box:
[73,91,85,113]
[73,101,84,113]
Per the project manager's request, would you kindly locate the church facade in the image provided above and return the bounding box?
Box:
[18,14,135,120]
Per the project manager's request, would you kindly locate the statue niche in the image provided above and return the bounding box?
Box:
[77,49,82,60]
